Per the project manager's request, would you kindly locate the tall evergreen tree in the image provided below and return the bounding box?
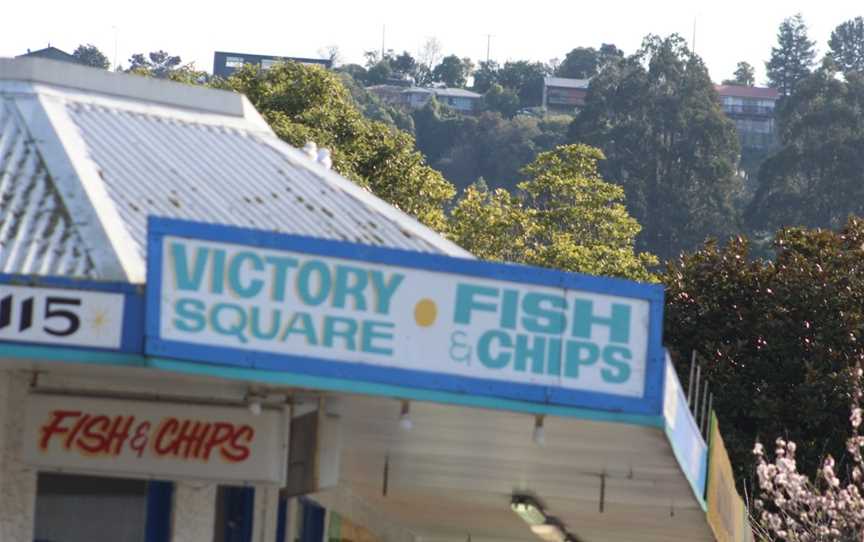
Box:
[829,17,864,75]
[766,13,816,96]
[570,35,741,259]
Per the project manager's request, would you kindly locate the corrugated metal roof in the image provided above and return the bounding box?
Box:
[544,77,591,89]
[0,98,96,278]
[429,88,482,99]
[715,84,779,99]
[65,102,462,261]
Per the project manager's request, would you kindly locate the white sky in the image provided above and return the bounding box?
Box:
[2,1,861,84]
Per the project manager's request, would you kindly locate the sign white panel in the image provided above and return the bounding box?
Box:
[157,236,652,399]
[22,395,288,485]
[0,285,125,349]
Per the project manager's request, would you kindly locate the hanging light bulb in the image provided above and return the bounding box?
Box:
[246,392,264,416]
[399,400,413,431]
[532,415,545,446]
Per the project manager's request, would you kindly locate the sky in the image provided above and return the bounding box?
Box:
[2,1,862,84]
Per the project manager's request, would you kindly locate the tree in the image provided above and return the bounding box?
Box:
[829,17,864,75]
[664,220,864,487]
[365,61,393,85]
[449,144,657,281]
[318,45,342,67]
[556,47,598,79]
[597,43,624,68]
[748,64,864,234]
[72,44,110,69]
[571,34,742,259]
[224,62,455,231]
[432,55,473,88]
[391,51,418,81]
[483,83,520,118]
[433,112,542,192]
[722,61,755,86]
[497,60,550,108]
[753,391,864,541]
[337,72,415,133]
[472,60,500,93]
[766,14,816,96]
[417,37,443,71]
[128,50,182,78]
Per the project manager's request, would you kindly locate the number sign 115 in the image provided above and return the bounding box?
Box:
[0,285,126,349]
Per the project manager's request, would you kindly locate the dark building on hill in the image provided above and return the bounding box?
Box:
[715,85,779,150]
[213,51,331,78]
[543,77,590,113]
[17,46,76,63]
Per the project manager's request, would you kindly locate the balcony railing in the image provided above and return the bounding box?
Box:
[722,104,775,116]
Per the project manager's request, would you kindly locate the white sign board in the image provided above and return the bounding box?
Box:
[0,284,125,349]
[149,227,663,411]
[22,395,288,485]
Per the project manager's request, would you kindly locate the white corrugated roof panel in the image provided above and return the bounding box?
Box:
[0,98,96,278]
[544,76,591,89]
[0,57,471,282]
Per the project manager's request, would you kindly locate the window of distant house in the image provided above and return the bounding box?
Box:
[261,58,280,70]
[225,56,244,68]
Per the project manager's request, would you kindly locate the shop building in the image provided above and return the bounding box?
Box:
[0,57,751,542]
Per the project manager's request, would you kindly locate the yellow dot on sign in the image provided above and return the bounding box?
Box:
[414,299,438,327]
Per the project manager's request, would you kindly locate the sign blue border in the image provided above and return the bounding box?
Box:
[145,216,666,416]
[0,273,145,354]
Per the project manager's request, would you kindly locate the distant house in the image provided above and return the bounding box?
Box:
[17,46,76,64]
[543,77,590,113]
[213,51,331,78]
[715,85,779,150]
[368,85,482,114]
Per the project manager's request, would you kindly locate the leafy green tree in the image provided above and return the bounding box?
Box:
[497,60,550,108]
[128,50,182,78]
[72,44,110,69]
[337,72,415,133]
[555,44,625,79]
[390,50,419,83]
[365,61,393,85]
[337,63,368,84]
[766,14,816,96]
[597,43,624,67]
[748,64,864,234]
[829,17,864,75]
[449,144,657,280]
[571,34,741,259]
[664,220,864,485]
[224,62,454,231]
[556,47,598,79]
[434,113,541,191]
[432,55,473,88]
[722,61,755,86]
[472,60,500,93]
[483,83,520,118]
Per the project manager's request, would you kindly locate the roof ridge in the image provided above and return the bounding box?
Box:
[0,57,246,117]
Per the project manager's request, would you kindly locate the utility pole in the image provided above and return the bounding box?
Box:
[691,15,697,54]
[486,34,492,64]
[382,25,386,59]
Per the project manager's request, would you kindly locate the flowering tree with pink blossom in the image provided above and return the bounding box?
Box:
[753,367,864,540]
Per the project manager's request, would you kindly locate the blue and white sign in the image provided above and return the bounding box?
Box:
[146,218,666,414]
[0,274,144,353]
